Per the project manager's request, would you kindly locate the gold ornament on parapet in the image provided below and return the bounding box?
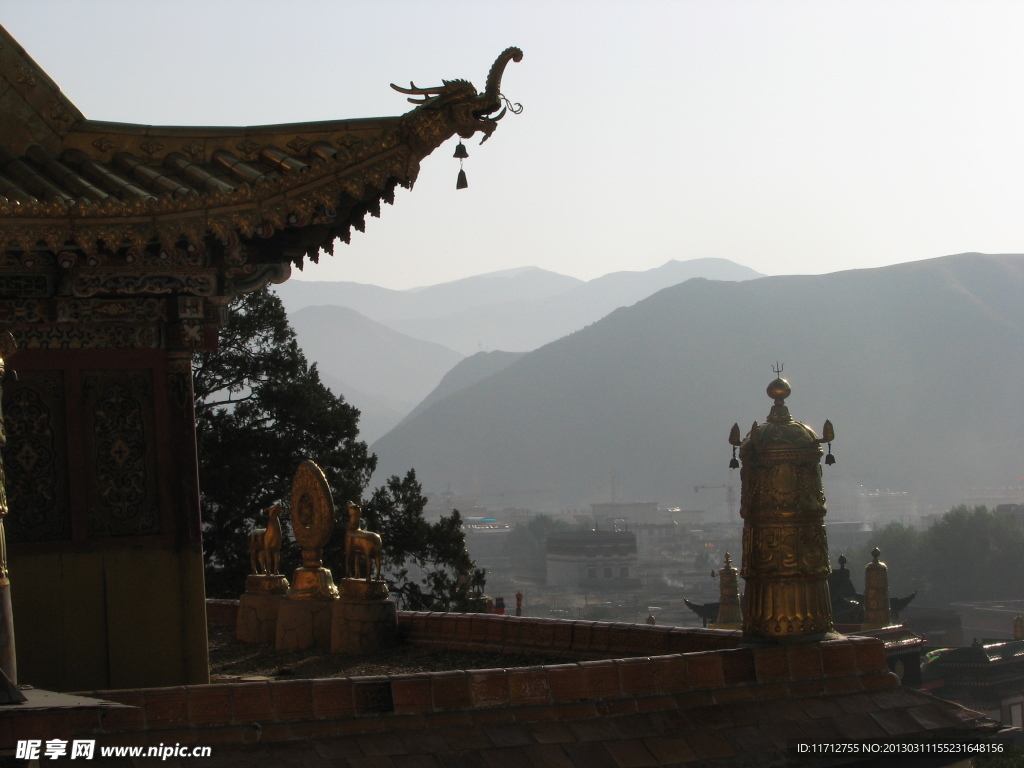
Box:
[287,460,339,600]
[342,501,388,601]
[245,504,289,596]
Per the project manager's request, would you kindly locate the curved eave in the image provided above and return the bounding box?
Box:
[1,24,521,264]
[0,105,464,262]
[0,105,459,259]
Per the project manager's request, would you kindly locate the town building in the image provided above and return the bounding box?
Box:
[545,530,641,590]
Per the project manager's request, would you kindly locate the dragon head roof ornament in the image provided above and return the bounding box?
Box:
[392,47,524,146]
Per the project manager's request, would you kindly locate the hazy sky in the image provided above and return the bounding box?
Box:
[5,2,1023,289]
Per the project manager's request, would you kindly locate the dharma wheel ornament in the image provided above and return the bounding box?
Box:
[730,369,838,642]
[287,460,340,600]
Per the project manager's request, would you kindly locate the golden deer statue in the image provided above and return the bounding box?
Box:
[249,504,283,575]
[345,502,382,582]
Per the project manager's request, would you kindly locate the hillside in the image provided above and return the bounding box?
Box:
[288,305,463,442]
[398,350,527,427]
[370,253,1024,514]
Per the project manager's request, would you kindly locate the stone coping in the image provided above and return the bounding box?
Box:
[30,634,902,751]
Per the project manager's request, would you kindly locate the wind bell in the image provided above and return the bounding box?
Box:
[454,140,469,189]
[823,419,836,465]
[728,423,741,469]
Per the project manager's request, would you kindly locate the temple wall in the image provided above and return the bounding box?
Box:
[4,348,209,691]
[11,547,208,691]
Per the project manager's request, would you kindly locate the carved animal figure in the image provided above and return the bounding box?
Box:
[391,47,523,144]
[249,504,283,575]
[345,502,382,582]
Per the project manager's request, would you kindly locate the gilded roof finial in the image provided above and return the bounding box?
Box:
[766,362,792,423]
[730,371,836,642]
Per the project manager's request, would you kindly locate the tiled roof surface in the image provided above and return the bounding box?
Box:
[42,678,998,768]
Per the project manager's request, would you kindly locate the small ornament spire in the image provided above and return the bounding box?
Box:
[862,547,892,629]
[765,363,792,423]
[711,552,742,630]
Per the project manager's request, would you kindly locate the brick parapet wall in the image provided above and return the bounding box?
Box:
[205,600,743,659]
[398,611,744,658]
[15,633,898,750]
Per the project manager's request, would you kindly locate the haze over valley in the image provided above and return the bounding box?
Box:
[281,258,762,441]
[362,253,1024,517]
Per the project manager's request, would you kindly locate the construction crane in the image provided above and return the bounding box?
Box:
[693,483,737,521]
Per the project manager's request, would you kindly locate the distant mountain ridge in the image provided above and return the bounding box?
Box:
[276,266,583,320]
[384,258,763,353]
[277,258,763,439]
[277,258,763,354]
[370,253,1024,513]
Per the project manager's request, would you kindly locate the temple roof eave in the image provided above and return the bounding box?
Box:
[0,108,449,261]
[0,28,522,266]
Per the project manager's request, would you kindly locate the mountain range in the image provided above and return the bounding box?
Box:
[281,258,762,441]
[369,253,1024,515]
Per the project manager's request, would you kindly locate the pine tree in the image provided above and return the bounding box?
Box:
[193,288,482,607]
[361,470,485,610]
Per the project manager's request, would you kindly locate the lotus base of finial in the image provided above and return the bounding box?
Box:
[288,567,339,600]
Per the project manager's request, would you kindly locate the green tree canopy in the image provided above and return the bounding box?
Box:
[194,288,480,606]
[858,505,1024,604]
[360,471,484,611]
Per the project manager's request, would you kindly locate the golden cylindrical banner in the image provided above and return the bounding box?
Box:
[732,376,836,641]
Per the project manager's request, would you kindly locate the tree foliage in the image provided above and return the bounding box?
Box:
[359,470,485,611]
[858,505,1024,604]
[194,288,480,605]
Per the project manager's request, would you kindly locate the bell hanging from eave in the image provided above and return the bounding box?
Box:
[454,139,470,189]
